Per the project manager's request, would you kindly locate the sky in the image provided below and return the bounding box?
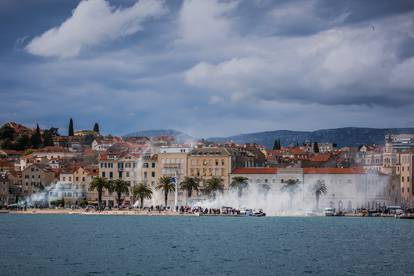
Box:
[1,0,414,138]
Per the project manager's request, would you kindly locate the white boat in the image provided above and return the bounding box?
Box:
[324,207,335,216]
[239,208,253,216]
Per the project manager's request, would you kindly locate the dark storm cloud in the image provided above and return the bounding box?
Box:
[0,0,413,136]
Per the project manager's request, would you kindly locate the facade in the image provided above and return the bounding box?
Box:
[396,152,414,206]
[32,147,77,160]
[231,167,391,211]
[157,147,190,206]
[98,152,142,206]
[188,147,232,190]
[21,164,57,196]
[0,174,9,206]
[48,181,85,206]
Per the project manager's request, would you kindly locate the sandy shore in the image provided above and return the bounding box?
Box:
[8,209,198,216]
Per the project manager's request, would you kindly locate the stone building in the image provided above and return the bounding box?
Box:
[21,164,57,197]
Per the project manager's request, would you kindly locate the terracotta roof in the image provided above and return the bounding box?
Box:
[303,167,365,174]
[309,153,331,162]
[0,161,14,168]
[232,167,277,174]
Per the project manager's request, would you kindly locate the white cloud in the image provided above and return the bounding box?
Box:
[26,0,167,58]
[185,11,414,106]
[177,0,238,46]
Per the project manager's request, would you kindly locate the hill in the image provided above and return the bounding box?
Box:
[124,129,195,144]
[207,127,414,148]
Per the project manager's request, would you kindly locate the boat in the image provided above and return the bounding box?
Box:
[0,210,10,214]
[239,208,253,216]
[396,214,414,219]
[324,207,335,216]
[253,209,266,217]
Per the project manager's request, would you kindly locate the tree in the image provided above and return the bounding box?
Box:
[313,142,320,153]
[90,177,110,210]
[230,176,249,198]
[272,139,281,150]
[180,177,200,202]
[68,118,74,136]
[30,124,42,148]
[15,134,31,150]
[132,183,153,208]
[93,123,100,134]
[313,179,327,210]
[156,176,175,207]
[281,179,300,209]
[110,179,130,207]
[205,177,224,198]
[0,124,15,140]
[42,129,54,147]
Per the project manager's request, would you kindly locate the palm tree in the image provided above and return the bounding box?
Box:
[281,179,300,209]
[205,177,224,198]
[313,179,327,210]
[132,183,153,209]
[156,176,176,207]
[110,179,130,207]
[90,177,110,210]
[230,176,249,198]
[180,177,200,203]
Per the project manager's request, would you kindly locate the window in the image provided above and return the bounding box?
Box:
[144,172,147,178]
[151,172,155,177]
[76,177,79,181]
[102,172,106,178]
[109,172,113,178]
[152,163,156,168]
[143,163,149,168]
[82,177,85,182]
[126,172,130,177]
[118,171,122,178]
[402,177,405,182]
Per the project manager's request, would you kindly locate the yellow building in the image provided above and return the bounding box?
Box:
[397,152,414,206]
[187,147,232,190]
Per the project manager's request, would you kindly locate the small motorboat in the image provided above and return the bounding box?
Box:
[253,209,266,217]
[324,207,335,216]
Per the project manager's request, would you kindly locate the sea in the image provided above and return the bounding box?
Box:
[0,214,413,275]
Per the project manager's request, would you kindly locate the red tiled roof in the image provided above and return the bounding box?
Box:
[303,167,365,174]
[232,167,277,174]
[309,153,331,162]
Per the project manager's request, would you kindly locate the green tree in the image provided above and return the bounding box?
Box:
[0,124,15,140]
[281,179,300,209]
[313,142,320,153]
[180,177,200,202]
[68,118,74,136]
[90,177,110,210]
[313,179,327,210]
[15,134,31,150]
[205,177,224,198]
[42,129,54,147]
[110,179,130,207]
[30,124,42,148]
[132,183,153,208]
[156,176,176,207]
[230,176,249,198]
[93,123,100,134]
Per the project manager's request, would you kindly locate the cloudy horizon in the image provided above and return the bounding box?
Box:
[1,0,414,137]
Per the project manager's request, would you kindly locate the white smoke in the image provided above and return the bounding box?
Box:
[194,171,391,216]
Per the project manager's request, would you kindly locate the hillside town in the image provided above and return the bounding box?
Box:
[0,120,413,213]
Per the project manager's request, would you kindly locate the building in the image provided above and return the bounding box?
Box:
[188,147,232,190]
[48,181,85,206]
[98,152,142,207]
[231,167,391,211]
[396,151,414,207]
[21,164,57,197]
[157,146,191,205]
[32,147,77,160]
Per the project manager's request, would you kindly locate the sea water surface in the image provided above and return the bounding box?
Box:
[1,214,414,275]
